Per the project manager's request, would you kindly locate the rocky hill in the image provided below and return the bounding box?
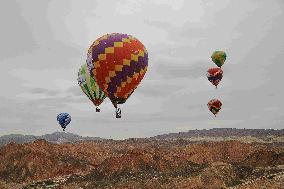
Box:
[0,136,283,189]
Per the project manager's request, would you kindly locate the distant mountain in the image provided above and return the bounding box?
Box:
[151,128,284,140]
[0,132,103,146]
[1,128,283,147]
[0,134,38,147]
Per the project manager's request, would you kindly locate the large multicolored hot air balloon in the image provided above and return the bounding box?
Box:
[207,99,222,117]
[78,63,106,112]
[57,113,71,131]
[207,67,223,89]
[211,51,227,68]
[87,33,148,118]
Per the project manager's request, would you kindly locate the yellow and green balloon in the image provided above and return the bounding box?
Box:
[211,50,227,68]
[77,63,106,112]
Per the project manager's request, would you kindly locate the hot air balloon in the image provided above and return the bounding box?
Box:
[211,51,226,68]
[88,33,148,118]
[57,113,71,131]
[207,67,223,89]
[207,99,222,117]
[78,63,106,112]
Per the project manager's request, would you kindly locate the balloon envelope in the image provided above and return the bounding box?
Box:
[57,113,71,130]
[207,99,222,116]
[207,67,223,88]
[211,51,226,67]
[78,63,106,108]
[87,33,148,106]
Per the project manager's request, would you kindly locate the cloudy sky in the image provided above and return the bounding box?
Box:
[0,0,283,139]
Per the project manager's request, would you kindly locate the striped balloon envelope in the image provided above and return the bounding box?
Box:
[87,33,148,118]
[78,63,106,112]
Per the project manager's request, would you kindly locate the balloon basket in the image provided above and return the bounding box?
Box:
[96,107,100,112]
[116,107,122,118]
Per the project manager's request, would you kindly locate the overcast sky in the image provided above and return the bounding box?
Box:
[0,0,283,139]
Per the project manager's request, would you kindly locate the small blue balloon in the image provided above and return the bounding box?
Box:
[57,113,71,131]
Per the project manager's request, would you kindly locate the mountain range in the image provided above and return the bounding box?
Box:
[0,132,102,147]
[1,128,283,147]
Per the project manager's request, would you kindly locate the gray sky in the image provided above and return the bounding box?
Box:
[0,0,283,139]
